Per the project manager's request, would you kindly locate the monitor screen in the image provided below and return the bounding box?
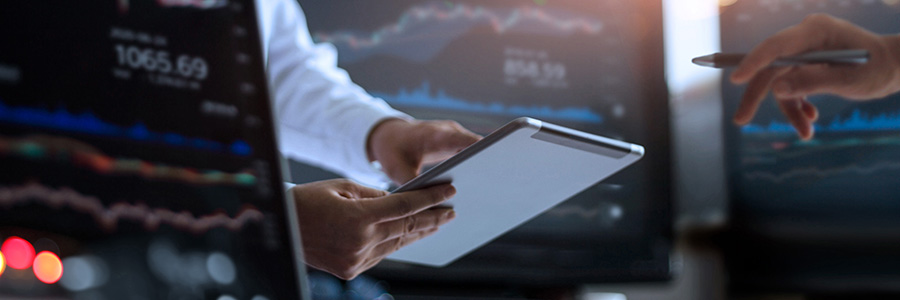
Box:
[0,1,307,299]
[291,0,671,289]
[720,0,900,292]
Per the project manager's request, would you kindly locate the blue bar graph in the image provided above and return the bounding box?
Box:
[372,82,604,123]
[0,98,252,156]
[742,109,900,134]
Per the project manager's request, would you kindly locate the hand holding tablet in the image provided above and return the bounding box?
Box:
[387,117,644,267]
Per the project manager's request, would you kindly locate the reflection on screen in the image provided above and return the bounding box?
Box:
[0,1,302,299]
[293,0,671,287]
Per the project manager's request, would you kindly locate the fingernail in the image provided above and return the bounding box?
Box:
[443,185,456,198]
[444,209,456,219]
[803,127,815,141]
[773,81,792,96]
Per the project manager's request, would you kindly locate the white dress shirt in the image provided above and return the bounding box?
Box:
[256,0,410,188]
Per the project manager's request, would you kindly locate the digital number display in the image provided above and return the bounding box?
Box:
[109,27,210,90]
[114,44,209,80]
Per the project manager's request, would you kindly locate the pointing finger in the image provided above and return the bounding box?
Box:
[733,67,790,125]
[777,97,815,140]
[800,98,819,121]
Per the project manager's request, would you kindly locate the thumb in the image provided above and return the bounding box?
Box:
[381,155,421,185]
[367,184,455,221]
[419,123,482,165]
[440,128,481,151]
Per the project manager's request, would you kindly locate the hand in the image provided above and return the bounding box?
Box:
[367,118,482,185]
[730,14,900,140]
[290,179,456,280]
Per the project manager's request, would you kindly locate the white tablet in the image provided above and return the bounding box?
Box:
[386,117,644,267]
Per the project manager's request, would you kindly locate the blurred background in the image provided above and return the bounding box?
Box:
[2,0,899,299]
[288,0,900,299]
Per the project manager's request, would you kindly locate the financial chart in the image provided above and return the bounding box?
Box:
[303,0,642,133]
[720,1,900,292]
[722,0,900,225]
[295,0,671,287]
[0,1,303,299]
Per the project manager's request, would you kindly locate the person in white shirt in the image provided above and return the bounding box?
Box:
[730,14,900,140]
[256,0,482,280]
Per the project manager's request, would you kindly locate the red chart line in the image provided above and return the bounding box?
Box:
[0,182,265,234]
[0,135,257,187]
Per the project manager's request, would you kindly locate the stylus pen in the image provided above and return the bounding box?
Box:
[691,49,869,68]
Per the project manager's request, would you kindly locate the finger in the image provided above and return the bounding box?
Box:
[800,98,819,121]
[731,14,834,84]
[777,97,815,140]
[363,227,440,270]
[771,64,865,99]
[733,67,790,125]
[374,208,455,243]
[367,184,456,221]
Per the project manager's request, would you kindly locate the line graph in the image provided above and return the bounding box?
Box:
[742,109,900,134]
[0,98,252,156]
[743,161,900,184]
[155,0,229,9]
[0,135,256,187]
[753,0,883,14]
[371,82,603,123]
[743,135,900,161]
[312,2,604,63]
[0,182,265,234]
[117,0,229,13]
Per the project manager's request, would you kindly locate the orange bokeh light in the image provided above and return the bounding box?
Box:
[0,251,6,277]
[2,237,35,270]
[33,251,63,284]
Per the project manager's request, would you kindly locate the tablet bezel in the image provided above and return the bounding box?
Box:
[394,117,642,194]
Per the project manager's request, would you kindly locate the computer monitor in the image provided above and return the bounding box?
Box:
[720,1,900,294]
[0,1,308,299]
[291,0,671,293]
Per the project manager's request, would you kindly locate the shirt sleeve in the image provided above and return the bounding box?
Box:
[257,0,411,188]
